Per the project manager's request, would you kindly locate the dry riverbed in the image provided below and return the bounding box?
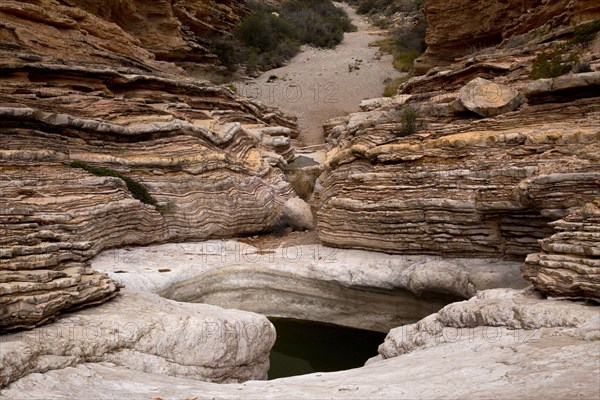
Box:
[234,3,402,145]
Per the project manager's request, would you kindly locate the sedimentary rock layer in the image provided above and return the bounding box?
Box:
[316,113,599,259]
[416,0,600,73]
[523,200,600,300]
[1,0,248,67]
[0,0,298,330]
[316,51,600,300]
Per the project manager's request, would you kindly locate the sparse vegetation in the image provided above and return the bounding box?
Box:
[282,0,356,48]
[573,62,592,74]
[531,45,579,79]
[373,20,427,73]
[356,0,377,15]
[353,0,424,15]
[570,18,600,44]
[393,49,420,71]
[396,105,420,136]
[209,39,239,73]
[69,160,160,209]
[226,83,237,93]
[383,76,409,97]
[412,0,425,10]
[212,0,356,74]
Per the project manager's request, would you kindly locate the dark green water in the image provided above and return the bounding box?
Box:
[268,317,387,380]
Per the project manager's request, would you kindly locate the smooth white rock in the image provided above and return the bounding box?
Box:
[283,197,315,231]
[2,288,598,400]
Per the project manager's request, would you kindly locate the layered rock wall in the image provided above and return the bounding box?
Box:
[0,0,298,330]
[64,0,249,63]
[523,200,600,299]
[316,103,599,260]
[316,50,600,300]
[416,0,600,73]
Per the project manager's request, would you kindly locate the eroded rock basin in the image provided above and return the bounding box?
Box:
[268,317,386,379]
[93,238,528,332]
[1,238,598,399]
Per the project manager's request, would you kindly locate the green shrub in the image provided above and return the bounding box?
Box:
[357,0,376,14]
[392,49,420,72]
[375,19,427,73]
[235,12,299,53]
[209,38,238,72]
[214,0,356,73]
[70,160,159,208]
[283,0,356,48]
[383,76,408,97]
[570,19,600,44]
[353,0,419,15]
[413,0,425,10]
[397,105,419,136]
[531,46,579,79]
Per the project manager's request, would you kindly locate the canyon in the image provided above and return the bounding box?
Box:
[1,0,599,399]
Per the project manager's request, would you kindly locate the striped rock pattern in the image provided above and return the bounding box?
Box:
[0,1,297,330]
[315,68,600,299]
[523,200,600,299]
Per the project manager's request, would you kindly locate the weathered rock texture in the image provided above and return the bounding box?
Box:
[456,77,524,117]
[316,103,599,259]
[89,241,528,332]
[377,287,599,362]
[416,0,600,73]
[0,0,299,331]
[0,290,276,386]
[3,0,249,67]
[2,288,598,399]
[316,36,600,300]
[523,200,600,300]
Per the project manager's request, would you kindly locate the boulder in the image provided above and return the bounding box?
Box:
[0,290,275,386]
[457,77,524,117]
[0,0,297,331]
[283,198,315,231]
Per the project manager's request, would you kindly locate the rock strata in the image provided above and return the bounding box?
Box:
[523,200,600,300]
[315,28,600,300]
[0,0,299,330]
[23,0,249,66]
[416,0,600,73]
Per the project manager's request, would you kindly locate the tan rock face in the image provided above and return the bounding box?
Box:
[316,43,600,300]
[65,0,249,63]
[457,77,524,117]
[523,200,600,300]
[316,115,599,260]
[0,0,298,331]
[416,0,600,73]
